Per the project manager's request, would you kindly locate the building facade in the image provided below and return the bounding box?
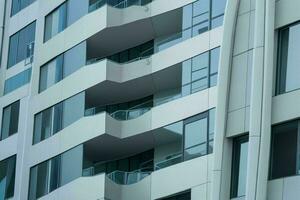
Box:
[0,0,298,200]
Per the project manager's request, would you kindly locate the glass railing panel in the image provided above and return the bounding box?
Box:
[154,152,183,170]
[107,169,152,185]
[89,0,151,13]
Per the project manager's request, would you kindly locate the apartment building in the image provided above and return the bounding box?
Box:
[0,0,299,199]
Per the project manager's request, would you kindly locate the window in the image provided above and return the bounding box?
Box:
[39,55,63,92]
[44,0,89,42]
[270,120,300,179]
[33,92,85,144]
[11,0,36,16]
[44,3,67,42]
[29,146,83,200]
[184,112,209,160]
[1,101,20,141]
[158,190,191,200]
[230,135,249,198]
[276,22,300,95]
[182,47,220,96]
[182,0,226,36]
[154,108,215,170]
[7,22,36,68]
[0,156,16,200]
[4,68,32,95]
[39,42,86,92]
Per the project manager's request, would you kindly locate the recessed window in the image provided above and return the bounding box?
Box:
[0,155,16,199]
[11,0,36,16]
[44,0,89,42]
[7,22,36,68]
[33,92,85,144]
[4,68,32,95]
[230,135,249,198]
[28,146,83,200]
[44,3,67,42]
[276,22,300,95]
[39,42,86,92]
[1,101,20,141]
[270,120,299,179]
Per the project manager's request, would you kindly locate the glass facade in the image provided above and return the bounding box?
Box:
[155,0,226,51]
[270,120,300,179]
[154,47,220,106]
[277,22,300,95]
[4,68,32,95]
[230,135,249,198]
[33,92,85,144]
[28,145,83,200]
[0,156,16,200]
[154,108,215,170]
[11,0,36,16]
[44,0,89,42]
[39,42,86,92]
[1,101,20,141]
[7,22,36,68]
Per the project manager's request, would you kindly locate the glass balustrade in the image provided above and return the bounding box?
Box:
[85,99,153,120]
[107,168,152,185]
[154,152,183,170]
[89,0,151,13]
[86,46,154,66]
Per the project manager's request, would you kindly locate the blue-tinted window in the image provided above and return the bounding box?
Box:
[11,0,36,16]
[1,101,20,141]
[7,22,36,68]
[44,3,67,42]
[4,68,32,95]
[0,156,16,200]
[29,146,83,200]
[33,92,85,144]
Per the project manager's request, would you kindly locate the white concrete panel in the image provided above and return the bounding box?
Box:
[239,0,251,15]
[191,184,207,200]
[267,179,283,200]
[228,52,248,112]
[106,176,151,200]
[39,174,106,200]
[226,108,246,137]
[233,13,250,56]
[151,155,210,199]
[0,134,18,160]
[275,0,300,29]
[282,176,300,200]
[272,90,300,124]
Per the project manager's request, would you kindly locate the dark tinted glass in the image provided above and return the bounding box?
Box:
[270,121,298,179]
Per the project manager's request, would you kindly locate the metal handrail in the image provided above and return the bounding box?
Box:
[154,152,183,170]
[86,46,154,66]
[89,0,149,13]
[107,166,153,185]
[110,99,153,120]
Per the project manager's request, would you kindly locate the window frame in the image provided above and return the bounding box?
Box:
[230,135,249,199]
[43,1,68,43]
[0,100,20,141]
